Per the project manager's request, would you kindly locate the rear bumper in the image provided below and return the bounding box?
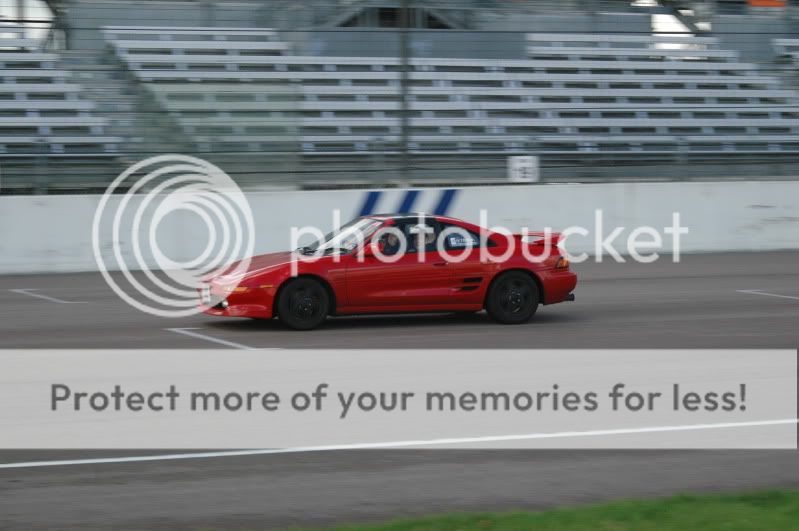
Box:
[540,269,578,305]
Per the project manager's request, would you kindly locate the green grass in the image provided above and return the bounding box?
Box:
[320,490,799,531]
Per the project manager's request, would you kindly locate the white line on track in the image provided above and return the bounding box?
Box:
[0,418,795,470]
[8,288,86,304]
[165,327,260,350]
[736,289,799,301]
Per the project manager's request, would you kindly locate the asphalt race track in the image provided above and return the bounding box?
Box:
[0,251,797,529]
[1,251,798,349]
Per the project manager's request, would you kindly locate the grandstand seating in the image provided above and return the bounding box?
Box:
[102,26,799,164]
[0,25,120,152]
[525,33,799,155]
[102,27,296,155]
[0,24,121,190]
[774,38,799,66]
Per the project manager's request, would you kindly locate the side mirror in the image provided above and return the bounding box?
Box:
[363,240,384,257]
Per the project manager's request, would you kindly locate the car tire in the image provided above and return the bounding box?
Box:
[485,271,539,324]
[277,277,330,330]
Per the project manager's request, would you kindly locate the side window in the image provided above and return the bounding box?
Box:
[406,221,440,253]
[377,227,402,255]
[439,223,493,250]
[378,220,440,254]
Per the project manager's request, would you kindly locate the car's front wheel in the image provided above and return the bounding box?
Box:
[485,271,539,324]
[277,277,330,330]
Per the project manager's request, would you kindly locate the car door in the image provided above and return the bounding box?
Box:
[438,221,498,305]
[345,219,454,308]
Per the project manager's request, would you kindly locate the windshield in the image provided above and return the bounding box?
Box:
[300,217,383,254]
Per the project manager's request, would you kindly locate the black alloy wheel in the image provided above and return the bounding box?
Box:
[485,271,539,324]
[277,278,330,330]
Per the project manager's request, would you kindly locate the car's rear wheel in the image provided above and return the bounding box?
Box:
[485,271,539,324]
[277,278,329,330]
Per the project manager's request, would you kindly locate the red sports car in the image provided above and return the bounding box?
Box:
[200,214,576,330]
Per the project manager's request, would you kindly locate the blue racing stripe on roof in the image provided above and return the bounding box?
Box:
[357,190,382,216]
[433,189,458,216]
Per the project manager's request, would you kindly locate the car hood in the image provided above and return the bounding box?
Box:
[243,251,295,273]
[211,251,294,283]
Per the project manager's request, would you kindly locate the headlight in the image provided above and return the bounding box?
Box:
[224,285,251,294]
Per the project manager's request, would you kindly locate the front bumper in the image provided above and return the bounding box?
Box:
[200,301,272,318]
[198,283,274,319]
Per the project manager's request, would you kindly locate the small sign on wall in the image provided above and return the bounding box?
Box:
[507,155,540,183]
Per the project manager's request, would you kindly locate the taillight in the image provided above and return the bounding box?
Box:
[555,257,570,270]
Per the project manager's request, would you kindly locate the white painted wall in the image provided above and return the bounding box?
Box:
[1,181,797,274]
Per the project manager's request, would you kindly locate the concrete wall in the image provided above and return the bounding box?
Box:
[474,12,650,33]
[64,1,268,51]
[712,15,799,63]
[62,1,649,58]
[304,30,526,59]
[1,181,798,274]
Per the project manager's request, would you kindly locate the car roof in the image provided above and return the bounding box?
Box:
[365,213,486,232]
[363,212,442,221]
[366,213,469,224]
[366,213,436,221]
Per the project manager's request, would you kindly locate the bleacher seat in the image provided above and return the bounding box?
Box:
[774,38,799,66]
[0,24,121,190]
[523,33,799,155]
[102,26,799,164]
[102,27,296,154]
[773,38,799,104]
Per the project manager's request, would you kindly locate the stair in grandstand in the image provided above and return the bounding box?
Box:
[60,49,195,160]
[0,24,123,193]
[100,26,300,187]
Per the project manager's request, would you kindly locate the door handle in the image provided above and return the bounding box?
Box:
[433,262,448,267]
